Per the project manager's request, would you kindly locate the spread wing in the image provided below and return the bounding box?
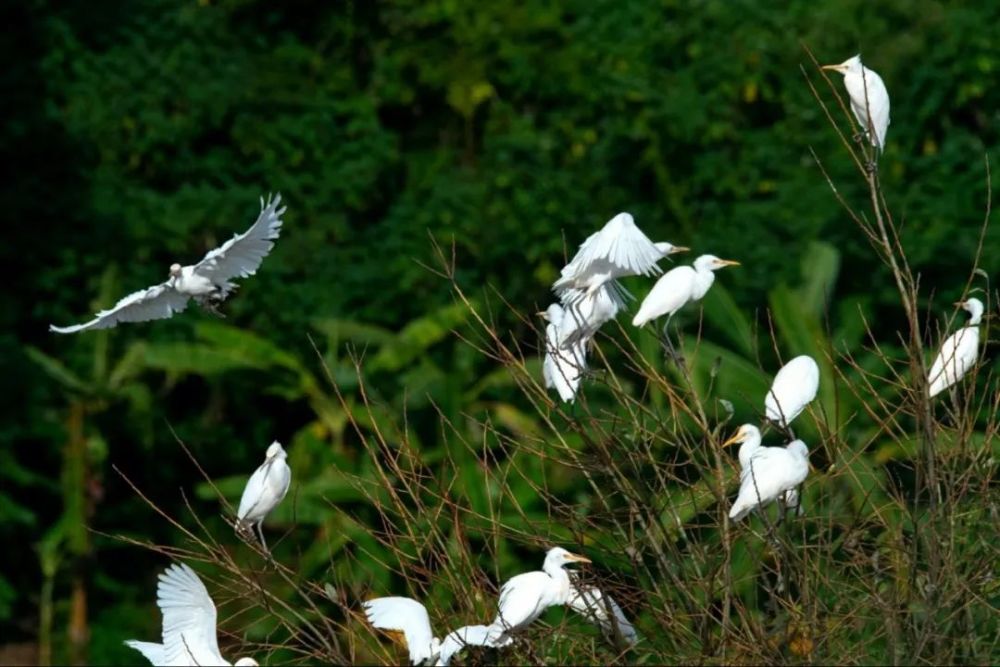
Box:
[362,596,435,665]
[567,584,638,646]
[437,625,493,666]
[124,640,165,665]
[554,213,664,292]
[157,563,225,666]
[50,282,189,334]
[193,194,285,284]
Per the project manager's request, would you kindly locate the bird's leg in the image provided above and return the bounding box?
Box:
[659,321,685,368]
[198,296,227,319]
[256,522,270,556]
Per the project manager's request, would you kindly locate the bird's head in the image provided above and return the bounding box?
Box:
[169,263,182,278]
[537,303,564,323]
[694,254,740,272]
[655,242,690,258]
[722,424,761,449]
[265,441,286,459]
[821,54,862,75]
[544,547,592,571]
[957,297,985,325]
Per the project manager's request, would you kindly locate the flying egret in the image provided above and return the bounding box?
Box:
[125,563,258,666]
[487,547,592,645]
[764,355,820,428]
[362,596,500,666]
[236,441,291,553]
[553,212,688,299]
[928,298,983,398]
[540,304,588,403]
[631,255,740,328]
[723,424,810,522]
[821,55,890,151]
[50,194,285,333]
[566,581,638,646]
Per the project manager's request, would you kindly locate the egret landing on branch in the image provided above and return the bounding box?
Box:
[125,563,258,666]
[764,355,820,433]
[50,194,286,333]
[928,298,983,398]
[236,441,291,554]
[822,55,890,153]
[362,596,499,666]
[723,424,810,522]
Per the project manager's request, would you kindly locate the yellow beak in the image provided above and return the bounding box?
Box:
[566,552,592,564]
[821,64,845,73]
[669,246,690,255]
[717,259,741,267]
[722,431,744,448]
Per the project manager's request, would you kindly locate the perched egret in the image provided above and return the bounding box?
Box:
[764,355,820,428]
[822,55,890,151]
[928,298,983,398]
[540,304,588,403]
[125,563,258,666]
[553,212,687,299]
[362,596,500,666]
[631,255,739,327]
[556,283,626,346]
[236,441,291,553]
[723,424,810,522]
[50,194,285,333]
[566,581,638,646]
[487,547,592,644]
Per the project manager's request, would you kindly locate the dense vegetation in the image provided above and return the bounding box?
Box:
[5,1,999,664]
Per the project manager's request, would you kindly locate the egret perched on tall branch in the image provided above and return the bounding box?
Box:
[723,424,810,522]
[631,255,739,328]
[487,547,592,645]
[125,563,258,666]
[765,355,820,429]
[50,194,285,333]
[822,55,890,151]
[236,441,291,553]
[553,212,687,300]
[928,298,983,398]
[540,304,588,403]
[362,596,500,666]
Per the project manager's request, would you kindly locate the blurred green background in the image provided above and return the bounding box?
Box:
[3,0,999,664]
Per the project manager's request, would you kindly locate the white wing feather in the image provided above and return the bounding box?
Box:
[236,462,272,523]
[567,584,638,646]
[631,265,696,326]
[193,194,285,284]
[764,355,820,426]
[124,640,166,665]
[730,447,809,521]
[49,282,189,334]
[928,327,979,397]
[436,625,494,666]
[363,597,436,665]
[554,213,665,294]
[157,563,226,666]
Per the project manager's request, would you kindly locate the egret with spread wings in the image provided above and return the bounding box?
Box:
[50,194,285,333]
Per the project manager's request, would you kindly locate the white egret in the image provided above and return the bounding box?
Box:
[566,582,638,646]
[50,194,285,333]
[487,547,592,644]
[236,441,291,553]
[553,212,687,299]
[362,596,500,666]
[764,355,820,428]
[540,304,588,403]
[125,563,258,666]
[723,424,810,522]
[928,298,983,398]
[556,283,625,346]
[631,255,740,327]
[822,55,890,151]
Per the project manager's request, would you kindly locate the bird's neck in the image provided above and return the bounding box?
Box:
[691,268,716,301]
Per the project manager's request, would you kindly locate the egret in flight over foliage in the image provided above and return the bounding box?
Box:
[125,563,258,666]
[631,254,739,328]
[822,55,890,151]
[236,441,291,553]
[540,304,588,403]
[553,212,687,300]
[50,194,286,334]
[928,298,983,398]
[487,547,592,645]
[362,596,500,666]
[723,424,810,522]
[765,355,820,428]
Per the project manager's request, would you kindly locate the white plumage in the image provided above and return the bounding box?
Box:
[125,563,258,666]
[541,304,588,403]
[724,424,810,522]
[631,255,739,327]
[928,298,983,398]
[566,580,638,646]
[236,441,291,553]
[553,212,687,299]
[362,596,497,666]
[764,355,820,427]
[487,547,591,645]
[822,55,890,151]
[50,194,285,334]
